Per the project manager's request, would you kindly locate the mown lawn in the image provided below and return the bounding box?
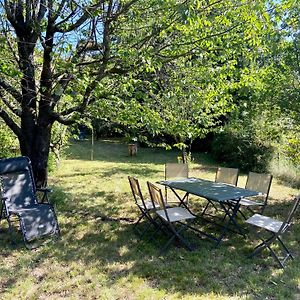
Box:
[0,139,299,299]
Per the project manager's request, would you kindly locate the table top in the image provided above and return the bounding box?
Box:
[158,177,259,202]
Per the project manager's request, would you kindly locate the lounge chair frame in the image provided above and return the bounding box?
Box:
[0,156,60,248]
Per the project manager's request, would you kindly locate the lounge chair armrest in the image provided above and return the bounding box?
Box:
[36,188,52,203]
[36,187,53,193]
[1,196,9,203]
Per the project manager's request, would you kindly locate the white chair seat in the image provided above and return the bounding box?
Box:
[156,207,195,223]
[137,200,171,210]
[245,214,287,233]
[137,199,159,210]
[239,198,264,206]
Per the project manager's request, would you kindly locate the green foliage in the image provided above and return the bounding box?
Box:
[88,0,277,159]
[0,121,19,158]
[212,129,274,172]
[211,106,278,172]
[282,129,300,167]
[49,122,71,170]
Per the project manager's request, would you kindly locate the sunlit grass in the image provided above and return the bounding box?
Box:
[0,139,299,299]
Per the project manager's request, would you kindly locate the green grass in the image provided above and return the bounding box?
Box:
[0,139,299,299]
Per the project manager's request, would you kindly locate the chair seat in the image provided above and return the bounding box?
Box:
[245,214,287,233]
[239,198,264,207]
[138,200,167,210]
[10,205,58,241]
[157,207,195,223]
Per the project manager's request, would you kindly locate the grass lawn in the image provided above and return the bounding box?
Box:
[0,139,299,299]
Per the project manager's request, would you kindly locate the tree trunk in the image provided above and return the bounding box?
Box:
[18,123,52,187]
[181,147,188,164]
[181,142,192,164]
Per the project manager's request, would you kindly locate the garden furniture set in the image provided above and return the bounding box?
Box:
[129,164,299,268]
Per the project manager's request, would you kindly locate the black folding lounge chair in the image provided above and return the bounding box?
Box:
[0,156,60,248]
[245,196,300,268]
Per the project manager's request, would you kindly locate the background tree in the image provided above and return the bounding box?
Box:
[91,0,276,162]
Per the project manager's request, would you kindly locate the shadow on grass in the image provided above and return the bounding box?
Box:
[1,188,299,299]
[65,139,215,167]
[1,140,299,298]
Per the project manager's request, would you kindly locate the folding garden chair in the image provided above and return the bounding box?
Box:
[0,156,60,248]
[164,163,188,205]
[215,167,239,186]
[245,196,300,268]
[128,176,160,237]
[147,181,195,254]
[202,167,239,216]
[237,172,273,218]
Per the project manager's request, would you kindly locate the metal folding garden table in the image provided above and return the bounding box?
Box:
[158,177,259,246]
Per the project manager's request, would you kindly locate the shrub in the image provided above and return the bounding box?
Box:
[0,122,19,158]
[211,130,274,172]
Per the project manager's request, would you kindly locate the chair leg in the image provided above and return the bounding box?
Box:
[133,209,160,238]
[133,214,145,232]
[249,234,275,257]
[266,243,285,269]
[159,222,193,254]
[249,233,291,268]
[277,236,294,260]
[7,216,16,246]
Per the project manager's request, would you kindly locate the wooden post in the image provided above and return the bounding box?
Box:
[128,143,137,156]
[91,126,94,161]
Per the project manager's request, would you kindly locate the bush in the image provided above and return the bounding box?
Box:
[211,130,274,172]
[0,122,19,158]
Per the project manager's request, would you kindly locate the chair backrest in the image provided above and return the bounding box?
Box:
[285,196,300,225]
[128,176,146,208]
[215,167,239,186]
[165,163,188,180]
[147,182,169,220]
[278,196,300,234]
[0,156,37,210]
[245,172,273,202]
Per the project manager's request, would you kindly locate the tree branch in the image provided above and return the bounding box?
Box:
[50,111,76,125]
[0,78,22,103]
[60,91,109,117]
[0,104,21,138]
[54,4,98,33]
[0,89,22,117]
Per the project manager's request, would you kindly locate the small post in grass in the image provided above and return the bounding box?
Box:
[91,125,94,161]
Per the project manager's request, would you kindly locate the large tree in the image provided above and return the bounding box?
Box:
[0,0,276,185]
[0,0,143,186]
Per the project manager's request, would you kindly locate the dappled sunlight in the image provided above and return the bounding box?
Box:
[1,140,299,299]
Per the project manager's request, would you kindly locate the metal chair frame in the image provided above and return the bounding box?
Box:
[246,196,300,268]
[0,156,60,249]
[241,172,273,215]
[128,176,159,237]
[164,163,189,205]
[147,181,195,254]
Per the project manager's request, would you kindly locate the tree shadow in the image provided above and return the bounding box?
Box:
[65,139,215,167]
[0,189,299,299]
